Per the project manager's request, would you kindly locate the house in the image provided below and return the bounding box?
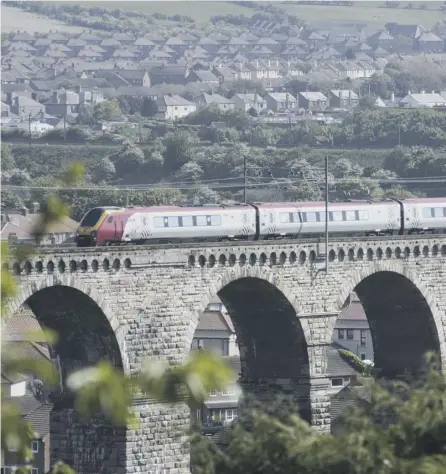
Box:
[399,91,446,108]
[387,23,424,40]
[249,60,281,80]
[10,95,45,118]
[212,66,237,84]
[232,93,266,113]
[330,382,371,435]
[155,94,196,120]
[306,31,326,50]
[191,299,239,357]
[327,342,363,394]
[195,93,235,111]
[0,206,78,245]
[191,356,242,432]
[264,92,298,112]
[416,32,444,53]
[329,89,359,108]
[186,70,219,86]
[149,65,189,85]
[367,31,395,50]
[2,309,55,474]
[44,90,80,116]
[298,91,329,111]
[333,293,374,361]
[231,63,253,81]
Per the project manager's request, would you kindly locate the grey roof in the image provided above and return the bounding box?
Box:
[330,383,371,423]
[327,345,360,377]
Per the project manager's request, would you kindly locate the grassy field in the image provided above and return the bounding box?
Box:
[1,5,85,34]
[280,1,444,28]
[53,1,256,22]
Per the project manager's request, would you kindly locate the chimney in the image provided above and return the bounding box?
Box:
[52,91,58,103]
[31,202,40,214]
[421,90,425,95]
[391,92,395,102]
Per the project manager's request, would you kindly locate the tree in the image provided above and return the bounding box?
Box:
[111,144,146,179]
[92,157,116,183]
[163,131,196,174]
[358,96,377,110]
[76,106,95,126]
[140,98,158,118]
[93,99,122,121]
[0,189,24,209]
[174,162,204,182]
[1,143,16,171]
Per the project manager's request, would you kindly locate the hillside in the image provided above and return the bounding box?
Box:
[1,5,85,34]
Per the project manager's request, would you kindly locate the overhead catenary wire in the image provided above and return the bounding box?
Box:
[3,176,446,193]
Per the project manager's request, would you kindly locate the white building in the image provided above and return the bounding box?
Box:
[399,91,446,108]
[332,293,374,362]
[156,94,196,120]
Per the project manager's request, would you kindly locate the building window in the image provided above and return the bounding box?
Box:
[331,378,343,387]
[360,330,367,346]
[31,440,39,453]
[360,353,366,361]
[346,329,354,340]
[338,329,345,340]
[225,409,234,421]
[196,409,201,420]
[209,390,217,397]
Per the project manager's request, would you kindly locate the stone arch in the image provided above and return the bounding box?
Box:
[335,263,444,379]
[190,266,311,421]
[6,274,130,373]
[6,275,128,474]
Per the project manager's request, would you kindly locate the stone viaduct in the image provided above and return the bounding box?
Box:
[5,235,446,474]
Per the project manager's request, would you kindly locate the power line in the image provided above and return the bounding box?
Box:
[3,176,446,193]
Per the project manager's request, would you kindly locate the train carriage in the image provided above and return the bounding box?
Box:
[256,200,402,239]
[75,198,446,247]
[401,198,446,234]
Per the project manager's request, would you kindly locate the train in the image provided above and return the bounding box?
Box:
[75,198,446,247]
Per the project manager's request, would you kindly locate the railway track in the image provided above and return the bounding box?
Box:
[14,233,446,255]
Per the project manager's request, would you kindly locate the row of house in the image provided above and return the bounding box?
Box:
[4,21,446,65]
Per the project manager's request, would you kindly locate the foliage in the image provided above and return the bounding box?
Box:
[93,99,122,122]
[191,354,446,474]
[163,130,197,174]
[338,349,373,376]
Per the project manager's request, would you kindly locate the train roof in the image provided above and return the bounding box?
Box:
[399,198,446,204]
[254,200,398,209]
[120,204,252,213]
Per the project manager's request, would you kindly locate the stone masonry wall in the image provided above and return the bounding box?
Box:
[5,236,446,473]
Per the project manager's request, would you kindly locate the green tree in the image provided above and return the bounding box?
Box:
[163,130,196,174]
[93,99,122,121]
[1,143,15,171]
[92,157,116,183]
[140,98,158,118]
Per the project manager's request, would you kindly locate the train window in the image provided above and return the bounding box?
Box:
[422,208,431,218]
[358,211,369,221]
[306,212,317,222]
[331,211,343,222]
[433,208,443,218]
[318,212,326,222]
[210,215,222,226]
[345,210,356,221]
[280,213,290,223]
[167,216,179,227]
[182,216,194,227]
[107,216,113,223]
[292,212,301,223]
[154,217,165,228]
[196,215,208,226]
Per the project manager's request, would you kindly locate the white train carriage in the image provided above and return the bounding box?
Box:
[401,198,446,234]
[121,204,257,243]
[256,200,402,238]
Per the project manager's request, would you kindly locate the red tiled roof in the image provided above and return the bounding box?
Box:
[197,311,234,332]
[4,311,46,341]
[338,302,367,321]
